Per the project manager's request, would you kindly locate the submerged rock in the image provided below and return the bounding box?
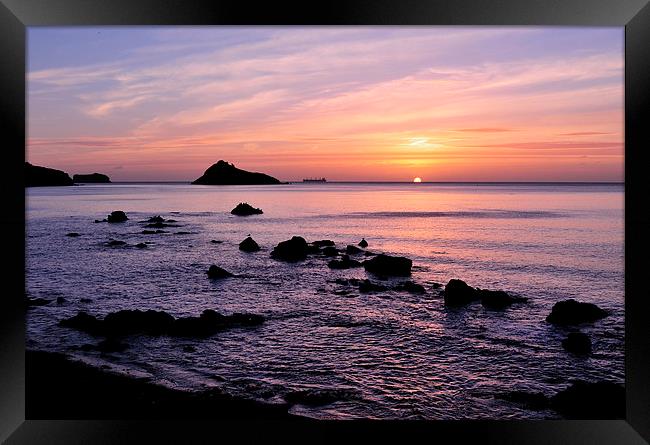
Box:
[146,215,165,223]
[192,160,281,185]
[66,232,81,237]
[207,265,234,279]
[395,281,426,294]
[546,299,608,325]
[477,288,527,309]
[358,279,388,293]
[562,332,592,354]
[271,236,308,262]
[210,240,223,244]
[25,162,73,187]
[327,255,362,269]
[79,298,92,303]
[231,202,264,216]
[496,391,550,410]
[25,296,50,308]
[142,230,166,234]
[56,297,66,304]
[322,246,339,257]
[59,311,104,336]
[135,243,147,249]
[105,240,127,247]
[96,338,129,353]
[363,254,412,276]
[358,238,368,248]
[239,236,261,252]
[107,211,128,223]
[550,381,624,419]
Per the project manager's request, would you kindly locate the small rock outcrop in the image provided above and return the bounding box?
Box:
[358,238,368,248]
[546,299,608,325]
[231,203,264,216]
[66,232,81,237]
[239,236,260,252]
[207,265,234,279]
[443,279,526,308]
[395,281,425,294]
[25,162,73,187]
[322,246,339,257]
[312,240,335,247]
[562,332,592,354]
[107,211,128,223]
[73,173,111,183]
[358,279,388,293]
[346,245,364,255]
[192,160,281,185]
[363,254,412,276]
[271,236,308,262]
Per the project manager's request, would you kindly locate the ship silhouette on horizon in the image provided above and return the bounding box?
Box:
[302,177,327,183]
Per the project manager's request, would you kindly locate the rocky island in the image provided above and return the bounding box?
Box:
[192,160,281,185]
[73,173,111,183]
[25,162,73,187]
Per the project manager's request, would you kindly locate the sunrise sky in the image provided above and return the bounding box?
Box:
[27,27,624,182]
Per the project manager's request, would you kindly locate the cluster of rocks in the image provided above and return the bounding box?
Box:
[59,308,264,339]
[334,278,426,295]
[443,279,528,309]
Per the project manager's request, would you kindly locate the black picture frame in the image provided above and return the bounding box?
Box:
[1,0,649,443]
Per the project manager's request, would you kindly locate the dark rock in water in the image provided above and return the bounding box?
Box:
[431,283,443,289]
[271,236,308,262]
[103,309,175,336]
[107,211,128,223]
[192,160,281,185]
[170,310,264,337]
[207,265,234,279]
[66,232,81,237]
[312,240,335,247]
[443,279,480,306]
[142,230,167,234]
[306,244,321,255]
[395,281,426,294]
[174,231,193,235]
[210,240,223,244]
[546,299,608,325]
[94,219,107,223]
[364,251,377,256]
[562,332,592,354]
[322,246,339,257]
[144,222,179,228]
[182,345,196,353]
[106,240,127,247]
[96,338,129,353]
[239,236,260,252]
[146,215,165,223]
[79,298,92,303]
[25,296,50,308]
[328,255,362,269]
[346,245,364,255]
[135,243,147,249]
[550,381,624,419]
[358,238,368,248]
[231,202,263,216]
[496,391,549,410]
[56,297,66,304]
[72,173,111,183]
[59,311,104,336]
[358,279,388,293]
[25,162,73,187]
[477,288,527,309]
[363,254,412,276]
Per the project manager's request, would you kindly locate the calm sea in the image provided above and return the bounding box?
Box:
[26,182,624,419]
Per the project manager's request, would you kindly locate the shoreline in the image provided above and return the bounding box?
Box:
[26,350,305,420]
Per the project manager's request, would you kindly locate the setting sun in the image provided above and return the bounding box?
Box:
[413,177,422,183]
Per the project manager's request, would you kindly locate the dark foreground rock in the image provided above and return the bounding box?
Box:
[73,173,111,183]
[312,240,335,247]
[562,332,592,354]
[271,236,308,262]
[284,388,360,407]
[363,254,412,276]
[192,160,281,185]
[26,350,296,419]
[496,391,550,410]
[231,202,263,216]
[25,162,73,187]
[444,279,526,308]
[549,381,624,419]
[59,309,264,338]
[239,236,260,252]
[346,245,364,255]
[322,246,339,257]
[328,255,362,269]
[25,296,50,308]
[107,210,128,223]
[207,265,234,279]
[546,299,608,325]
